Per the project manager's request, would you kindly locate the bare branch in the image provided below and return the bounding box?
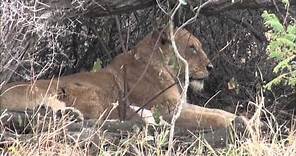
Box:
[167,2,186,155]
[46,0,296,19]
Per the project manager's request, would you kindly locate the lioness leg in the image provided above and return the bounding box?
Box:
[175,103,237,130]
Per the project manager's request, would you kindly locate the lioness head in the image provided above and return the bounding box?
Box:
[150,27,213,93]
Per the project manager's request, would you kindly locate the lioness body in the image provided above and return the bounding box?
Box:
[0,28,236,130]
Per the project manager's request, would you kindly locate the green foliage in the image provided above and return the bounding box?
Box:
[262,4,296,90]
[92,58,102,72]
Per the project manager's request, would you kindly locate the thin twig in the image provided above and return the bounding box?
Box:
[115,16,127,53]
[176,0,212,35]
[167,2,185,155]
[115,16,130,120]
[166,1,212,155]
[122,65,128,120]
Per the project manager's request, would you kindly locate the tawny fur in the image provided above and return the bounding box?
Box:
[0,28,237,130]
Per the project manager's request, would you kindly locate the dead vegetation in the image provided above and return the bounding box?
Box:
[0,93,295,155]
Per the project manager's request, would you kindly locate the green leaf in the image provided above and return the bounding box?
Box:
[273,56,295,73]
[276,37,296,48]
[287,25,296,35]
[262,11,285,33]
[267,43,284,60]
[288,75,296,86]
[92,58,102,72]
[265,20,285,32]
[269,50,283,59]
[283,33,296,42]
[265,74,286,90]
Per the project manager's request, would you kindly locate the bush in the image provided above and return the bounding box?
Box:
[262,0,296,90]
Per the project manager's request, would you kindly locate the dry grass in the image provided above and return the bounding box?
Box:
[0,93,295,156]
[1,123,295,156]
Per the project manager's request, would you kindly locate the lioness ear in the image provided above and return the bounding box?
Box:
[152,28,170,45]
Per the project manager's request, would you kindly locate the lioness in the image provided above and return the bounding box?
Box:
[0,27,242,130]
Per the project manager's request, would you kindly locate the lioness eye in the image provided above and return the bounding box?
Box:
[190,46,197,54]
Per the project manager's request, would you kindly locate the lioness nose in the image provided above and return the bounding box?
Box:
[206,63,214,72]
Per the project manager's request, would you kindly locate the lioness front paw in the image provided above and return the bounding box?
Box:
[56,107,84,122]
